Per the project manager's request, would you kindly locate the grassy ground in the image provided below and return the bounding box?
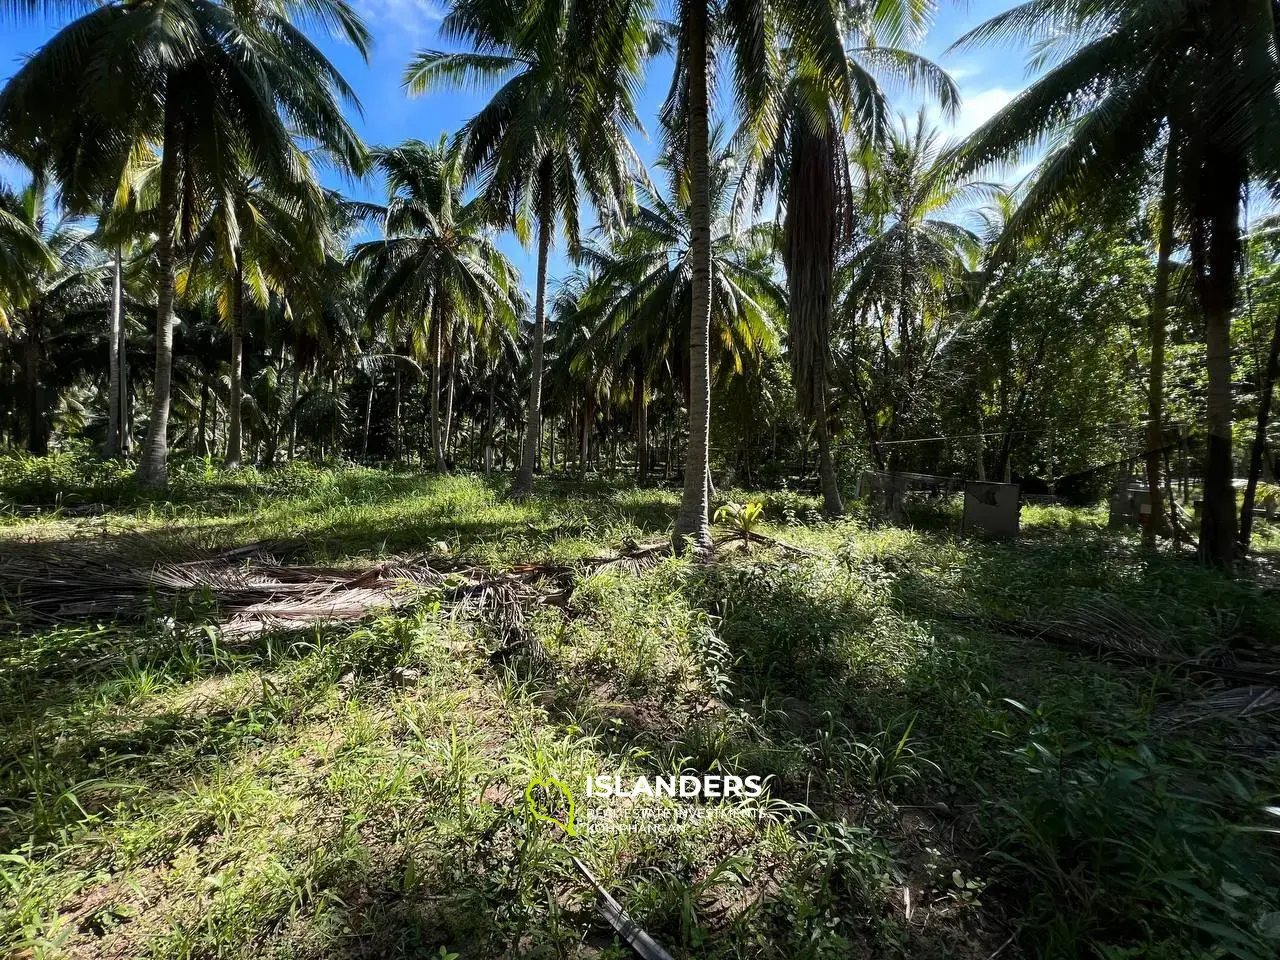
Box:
[2,456,1279,959]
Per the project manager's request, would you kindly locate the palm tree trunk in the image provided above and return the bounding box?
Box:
[513,184,552,499]
[120,306,133,455]
[1194,168,1243,566]
[393,363,403,460]
[1144,135,1178,545]
[484,366,496,475]
[580,396,591,481]
[1239,302,1280,551]
[288,368,299,461]
[814,391,843,515]
[106,248,123,458]
[635,360,648,484]
[444,318,458,459]
[137,95,182,487]
[430,300,445,472]
[785,120,844,516]
[672,0,715,555]
[362,374,375,461]
[226,260,245,467]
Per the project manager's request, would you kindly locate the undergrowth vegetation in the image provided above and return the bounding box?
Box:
[1,461,1278,959]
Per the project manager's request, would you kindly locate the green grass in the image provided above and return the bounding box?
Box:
[1,458,1279,959]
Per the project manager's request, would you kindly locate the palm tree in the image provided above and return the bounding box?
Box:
[840,114,984,466]
[663,0,849,552]
[577,148,785,395]
[182,174,328,467]
[0,0,370,485]
[0,183,59,334]
[405,0,652,497]
[561,144,784,488]
[949,0,1280,566]
[93,145,161,458]
[0,180,106,454]
[737,3,958,515]
[355,138,524,472]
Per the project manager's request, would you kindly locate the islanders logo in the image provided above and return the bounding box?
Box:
[525,776,576,836]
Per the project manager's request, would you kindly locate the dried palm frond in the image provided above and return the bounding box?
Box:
[1157,685,1280,728]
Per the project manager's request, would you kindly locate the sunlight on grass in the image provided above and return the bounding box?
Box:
[1,463,1278,959]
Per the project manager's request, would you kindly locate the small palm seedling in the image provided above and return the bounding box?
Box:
[714,501,764,542]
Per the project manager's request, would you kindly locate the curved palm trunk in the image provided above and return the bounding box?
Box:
[1239,303,1280,551]
[672,0,715,555]
[137,98,182,488]
[512,197,552,499]
[106,248,123,458]
[1143,136,1178,545]
[226,260,244,467]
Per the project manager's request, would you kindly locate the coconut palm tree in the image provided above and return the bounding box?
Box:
[949,0,1280,566]
[840,114,985,465]
[182,173,328,467]
[355,138,524,472]
[577,147,785,397]
[0,0,369,485]
[736,3,958,515]
[661,0,849,551]
[0,180,106,454]
[0,183,59,334]
[404,0,653,497]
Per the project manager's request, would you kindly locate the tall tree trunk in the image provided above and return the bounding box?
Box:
[288,368,299,461]
[814,393,842,515]
[430,300,445,472]
[137,93,182,487]
[1240,303,1280,551]
[1194,164,1244,565]
[1144,135,1178,545]
[226,259,244,467]
[106,248,123,457]
[484,366,496,475]
[393,363,403,459]
[580,396,591,481]
[784,119,844,517]
[672,0,715,554]
[362,374,375,461]
[119,307,133,455]
[513,176,553,499]
[635,360,648,484]
[444,318,458,460]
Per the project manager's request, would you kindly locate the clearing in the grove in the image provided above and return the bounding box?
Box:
[1,461,1277,959]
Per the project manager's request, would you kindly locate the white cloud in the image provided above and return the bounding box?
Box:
[950,86,1018,138]
[354,0,442,40]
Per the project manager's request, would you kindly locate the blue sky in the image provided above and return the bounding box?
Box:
[0,0,1026,293]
